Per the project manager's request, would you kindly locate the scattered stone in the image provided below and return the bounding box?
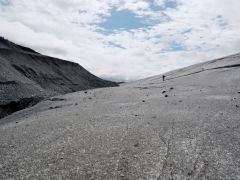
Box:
[238,92,240,94]
[165,95,168,98]
[49,106,61,110]
[134,143,140,147]
[142,100,146,102]
[49,98,65,101]
[170,87,174,90]
[0,81,18,85]
[16,121,18,124]
[84,91,88,94]
[162,91,166,94]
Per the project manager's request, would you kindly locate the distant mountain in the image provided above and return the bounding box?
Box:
[0,37,118,118]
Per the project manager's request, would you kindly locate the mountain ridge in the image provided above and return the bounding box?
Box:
[0,37,118,118]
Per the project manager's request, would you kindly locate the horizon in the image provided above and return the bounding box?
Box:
[0,0,240,82]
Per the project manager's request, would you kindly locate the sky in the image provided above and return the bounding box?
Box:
[0,0,240,82]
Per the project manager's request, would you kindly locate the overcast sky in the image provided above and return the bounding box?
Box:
[0,0,240,81]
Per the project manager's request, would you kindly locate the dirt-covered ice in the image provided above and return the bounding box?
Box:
[0,53,240,179]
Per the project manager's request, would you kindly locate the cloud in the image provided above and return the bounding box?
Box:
[0,0,10,6]
[0,0,240,81]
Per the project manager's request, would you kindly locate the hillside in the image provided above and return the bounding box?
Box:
[0,52,240,179]
[0,37,118,118]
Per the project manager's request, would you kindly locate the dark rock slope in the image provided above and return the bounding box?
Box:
[0,37,118,118]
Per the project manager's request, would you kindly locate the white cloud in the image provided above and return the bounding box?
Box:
[0,0,240,81]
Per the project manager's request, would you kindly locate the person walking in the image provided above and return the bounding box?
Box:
[163,75,166,81]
